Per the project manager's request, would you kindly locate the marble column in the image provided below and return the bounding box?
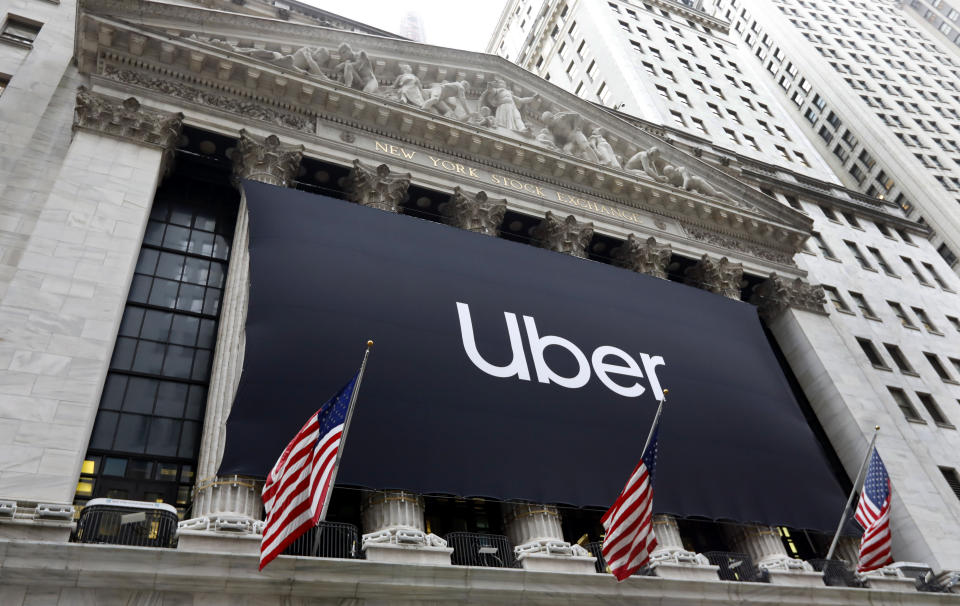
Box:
[0,88,182,542]
[684,254,743,300]
[344,159,411,212]
[503,503,595,573]
[611,235,718,579]
[505,213,596,572]
[181,131,303,544]
[361,490,452,565]
[532,212,593,257]
[439,187,506,235]
[729,525,823,587]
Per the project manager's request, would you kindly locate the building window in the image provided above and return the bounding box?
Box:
[912,307,940,333]
[939,467,960,502]
[924,353,955,382]
[884,344,915,374]
[876,222,893,238]
[857,338,888,369]
[1,15,42,46]
[669,110,686,127]
[901,257,930,285]
[922,262,949,289]
[917,392,952,426]
[845,240,872,270]
[743,134,761,151]
[823,285,850,312]
[722,128,739,145]
[867,247,895,276]
[656,85,671,100]
[888,302,916,328]
[0,73,9,97]
[79,163,239,515]
[812,232,835,258]
[889,387,924,423]
[690,117,708,135]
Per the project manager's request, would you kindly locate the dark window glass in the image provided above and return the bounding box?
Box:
[114,414,150,453]
[89,411,119,450]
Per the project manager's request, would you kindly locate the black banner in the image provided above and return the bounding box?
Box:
[220,180,846,531]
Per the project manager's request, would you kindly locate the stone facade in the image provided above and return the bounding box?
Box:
[0,0,958,601]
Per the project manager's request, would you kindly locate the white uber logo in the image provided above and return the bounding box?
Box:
[456,302,666,400]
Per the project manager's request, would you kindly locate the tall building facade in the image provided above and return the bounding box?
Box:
[0,0,959,603]
[705,0,960,275]
[485,0,838,180]
[901,0,960,51]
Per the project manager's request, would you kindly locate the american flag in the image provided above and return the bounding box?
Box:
[259,374,358,570]
[854,448,893,572]
[601,415,661,581]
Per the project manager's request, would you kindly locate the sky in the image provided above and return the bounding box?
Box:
[304,0,510,52]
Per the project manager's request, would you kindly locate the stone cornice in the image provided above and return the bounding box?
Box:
[73,85,183,172]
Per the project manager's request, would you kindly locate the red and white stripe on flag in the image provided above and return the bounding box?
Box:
[259,411,344,570]
[853,450,893,573]
[600,458,658,581]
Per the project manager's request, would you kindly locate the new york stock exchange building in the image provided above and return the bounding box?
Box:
[2,0,960,603]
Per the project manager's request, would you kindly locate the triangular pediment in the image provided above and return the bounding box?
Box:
[77,0,813,258]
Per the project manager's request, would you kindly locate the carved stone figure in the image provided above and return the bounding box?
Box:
[391,63,425,108]
[439,187,507,236]
[532,212,594,258]
[624,146,668,182]
[422,80,470,117]
[231,130,304,188]
[662,164,729,201]
[612,235,671,279]
[209,40,330,77]
[588,128,621,168]
[480,80,538,133]
[344,159,411,212]
[540,111,599,163]
[336,43,378,93]
[466,106,496,128]
[533,127,560,151]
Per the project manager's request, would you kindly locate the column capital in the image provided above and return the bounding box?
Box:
[231,129,304,187]
[532,212,594,258]
[73,86,183,173]
[439,187,507,236]
[344,159,412,212]
[613,235,672,279]
[685,255,743,300]
[750,273,827,321]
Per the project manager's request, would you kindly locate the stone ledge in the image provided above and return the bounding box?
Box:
[363,542,453,566]
[0,539,951,605]
[652,561,721,582]
[176,529,260,555]
[0,518,73,543]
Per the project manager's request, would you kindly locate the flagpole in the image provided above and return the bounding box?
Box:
[825,425,879,562]
[318,340,374,523]
[641,389,668,455]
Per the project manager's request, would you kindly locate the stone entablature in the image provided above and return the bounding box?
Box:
[75,0,812,266]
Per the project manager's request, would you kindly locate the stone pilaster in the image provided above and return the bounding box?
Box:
[684,255,743,300]
[649,514,720,580]
[750,273,828,322]
[181,131,302,543]
[361,491,452,565]
[532,212,594,258]
[344,159,411,212]
[0,88,182,541]
[73,86,183,176]
[612,235,671,279]
[439,187,506,236]
[504,503,595,573]
[729,525,822,587]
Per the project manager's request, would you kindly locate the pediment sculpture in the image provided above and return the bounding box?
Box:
[202,37,742,207]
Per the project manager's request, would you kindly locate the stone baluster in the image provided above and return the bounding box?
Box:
[532,211,593,257]
[344,159,411,212]
[361,490,452,565]
[503,503,595,572]
[684,254,743,300]
[181,130,303,545]
[728,525,822,586]
[612,234,671,278]
[439,186,506,236]
[750,273,828,322]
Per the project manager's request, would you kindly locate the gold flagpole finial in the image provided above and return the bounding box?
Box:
[662,388,669,395]
[367,340,374,347]
[875,425,880,431]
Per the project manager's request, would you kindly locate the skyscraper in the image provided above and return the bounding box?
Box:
[707,0,960,273]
